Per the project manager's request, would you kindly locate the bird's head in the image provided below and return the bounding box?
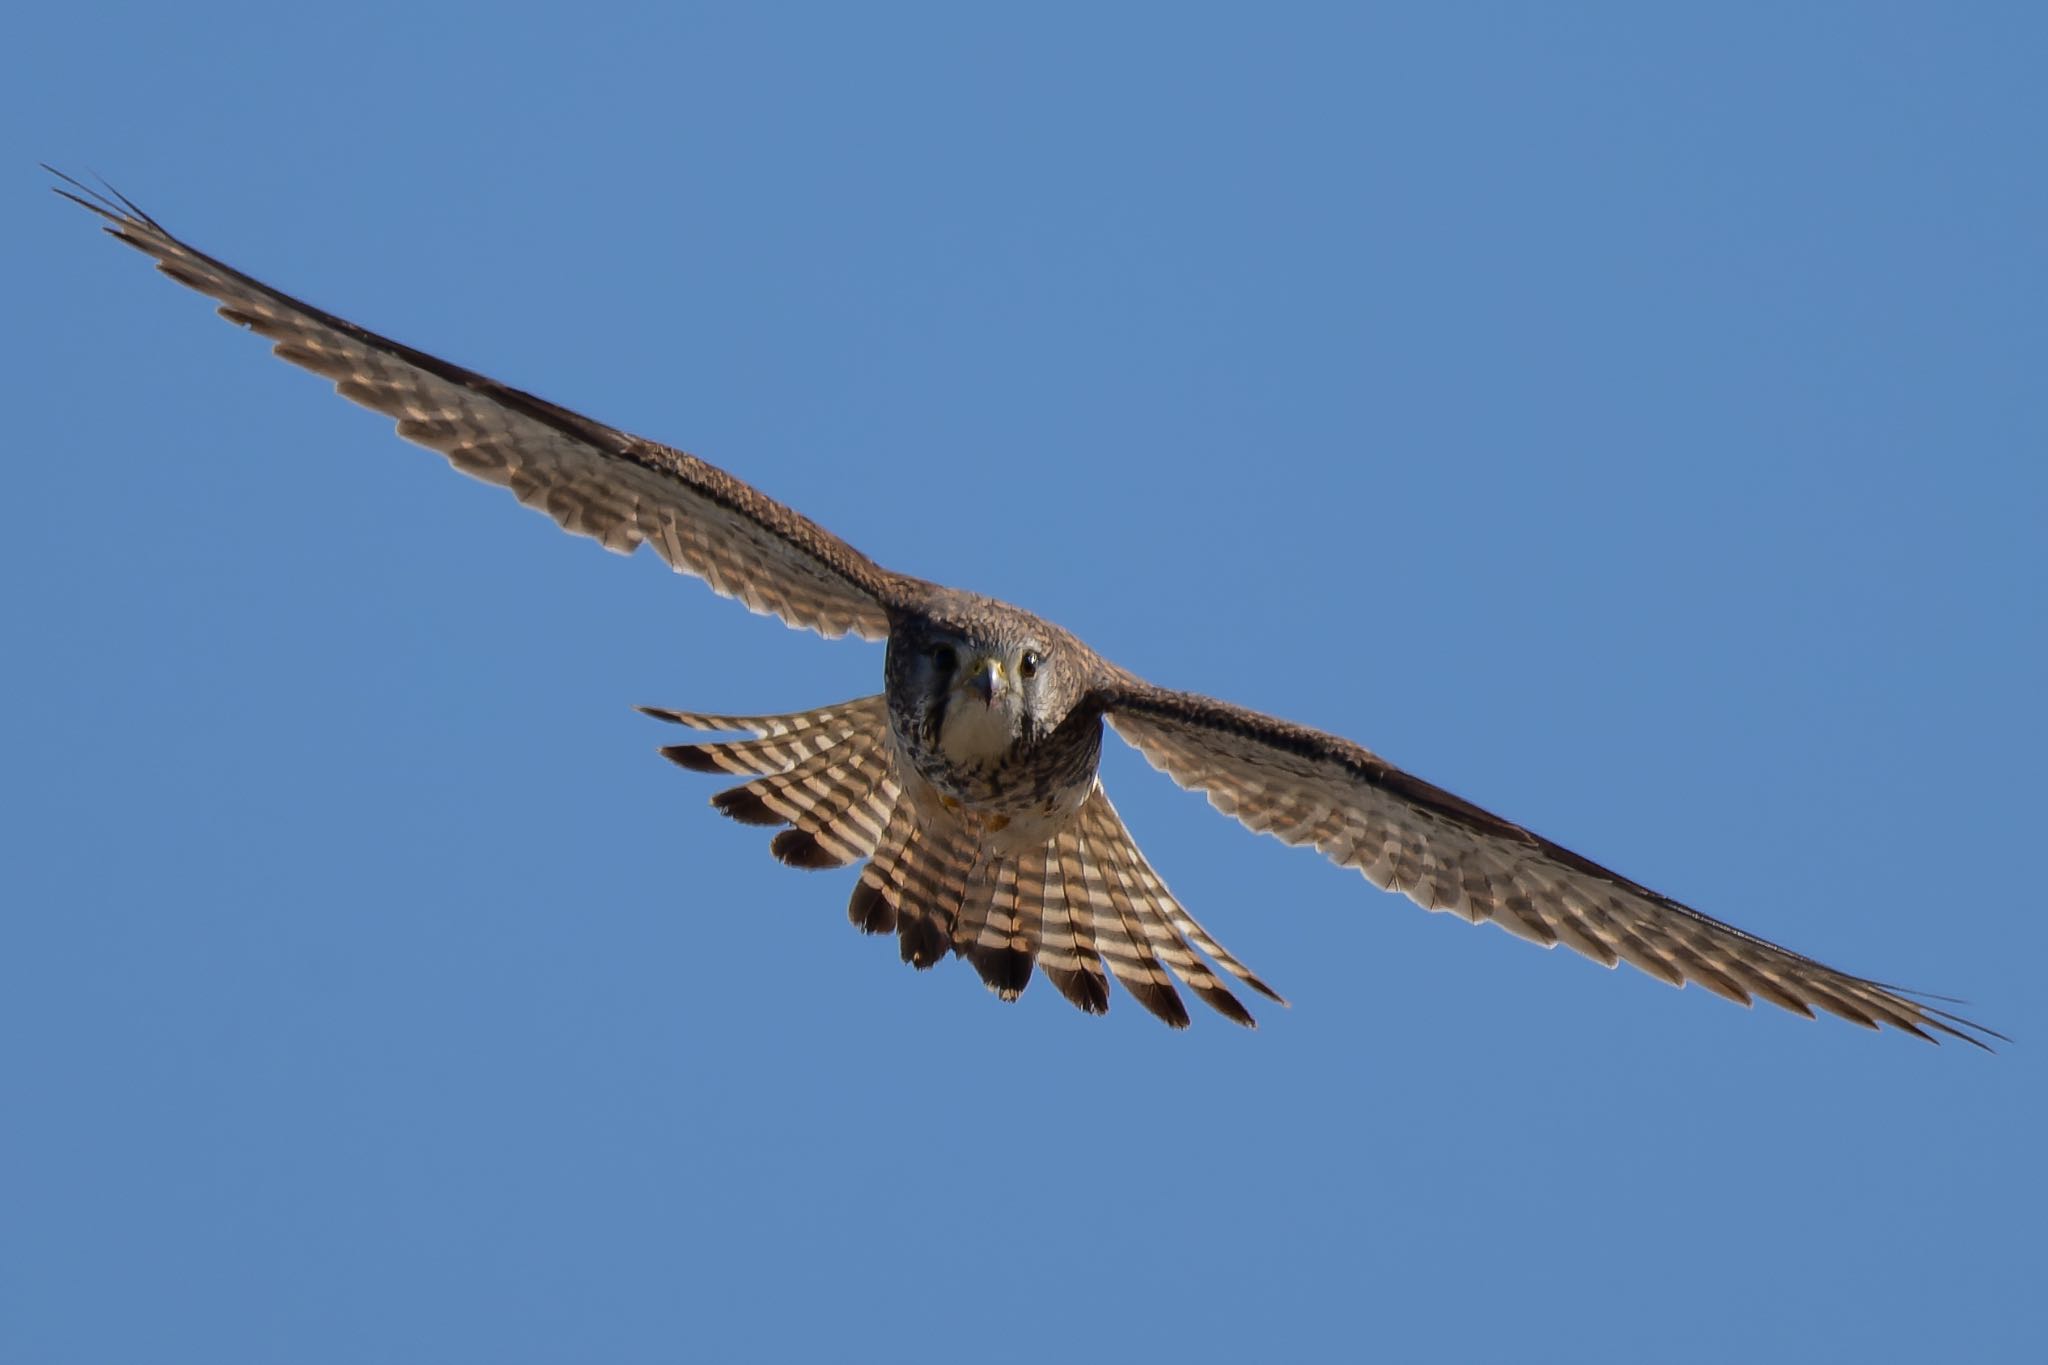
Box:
[888,604,1085,769]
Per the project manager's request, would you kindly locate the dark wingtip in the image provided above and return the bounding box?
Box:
[46,165,162,232]
[1850,978,2005,1051]
[45,165,113,217]
[1910,1000,2007,1052]
[1922,1013,2006,1053]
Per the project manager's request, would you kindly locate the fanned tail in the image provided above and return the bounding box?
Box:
[645,701,1275,1027]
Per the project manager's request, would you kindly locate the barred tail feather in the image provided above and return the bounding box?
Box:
[949,849,999,982]
[849,800,919,939]
[1085,796,1256,1028]
[1063,804,1190,1028]
[1042,838,1111,1014]
[892,819,978,971]
[963,855,1038,1001]
[645,694,903,871]
[1095,798,1285,1008]
[640,695,890,776]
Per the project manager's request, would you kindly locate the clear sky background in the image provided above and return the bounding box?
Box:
[6,5,2043,1362]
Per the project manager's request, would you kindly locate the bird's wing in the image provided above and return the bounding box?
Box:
[1100,680,1998,1047]
[53,171,903,641]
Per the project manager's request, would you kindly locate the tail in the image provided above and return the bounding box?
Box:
[643,698,1282,1026]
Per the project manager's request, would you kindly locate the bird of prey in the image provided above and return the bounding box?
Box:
[54,170,1995,1047]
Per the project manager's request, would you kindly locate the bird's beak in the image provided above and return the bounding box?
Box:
[956,653,1006,705]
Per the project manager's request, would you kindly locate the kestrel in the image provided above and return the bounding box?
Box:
[55,171,1995,1047]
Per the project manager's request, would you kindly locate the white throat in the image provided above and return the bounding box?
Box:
[938,698,1015,768]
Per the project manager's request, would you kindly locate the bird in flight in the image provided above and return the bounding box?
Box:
[53,170,1996,1047]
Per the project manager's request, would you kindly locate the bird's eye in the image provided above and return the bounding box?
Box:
[929,643,957,672]
[1018,649,1042,679]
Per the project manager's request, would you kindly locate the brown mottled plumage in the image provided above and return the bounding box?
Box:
[55,170,1999,1047]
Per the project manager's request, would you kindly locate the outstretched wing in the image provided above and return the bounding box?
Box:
[53,171,904,641]
[1102,681,1999,1047]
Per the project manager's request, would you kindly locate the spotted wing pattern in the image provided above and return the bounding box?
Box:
[1105,686,1998,1047]
[56,173,899,641]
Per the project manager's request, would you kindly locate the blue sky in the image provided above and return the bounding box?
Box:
[6,5,2044,1361]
